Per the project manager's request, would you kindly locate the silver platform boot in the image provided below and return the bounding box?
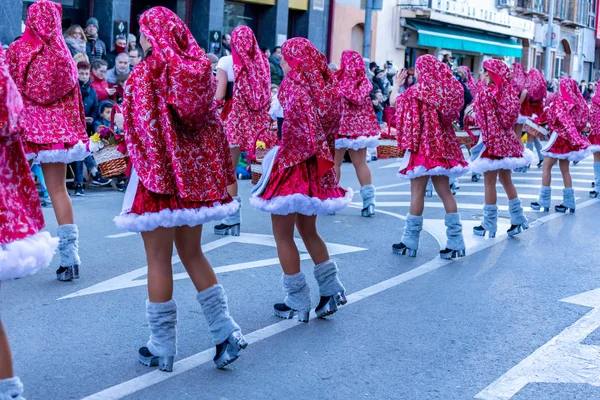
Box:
[531,186,551,212]
[0,377,25,400]
[555,187,576,213]
[138,299,177,372]
[214,196,241,236]
[314,260,347,318]
[392,214,423,257]
[56,224,80,281]
[440,213,466,259]
[360,184,376,217]
[507,198,529,236]
[197,284,247,369]
[274,271,311,323]
[473,204,498,238]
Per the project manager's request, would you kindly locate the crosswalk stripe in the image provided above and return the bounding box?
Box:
[352,201,536,211]
[459,183,591,192]
[375,191,567,200]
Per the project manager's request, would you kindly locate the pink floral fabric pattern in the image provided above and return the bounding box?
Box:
[589,79,600,151]
[123,7,234,201]
[394,54,466,177]
[227,26,271,152]
[334,50,380,143]
[0,46,44,246]
[458,66,481,99]
[537,78,590,155]
[474,59,524,158]
[6,0,86,148]
[527,68,547,103]
[511,62,527,95]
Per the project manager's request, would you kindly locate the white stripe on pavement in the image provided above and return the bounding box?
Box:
[459,183,592,192]
[105,232,137,239]
[374,191,568,201]
[353,201,534,211]
[80,198,600,400]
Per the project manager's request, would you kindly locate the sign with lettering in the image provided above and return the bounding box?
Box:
[431,0,534,33]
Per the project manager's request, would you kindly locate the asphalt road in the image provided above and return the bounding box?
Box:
[2,156,599,400]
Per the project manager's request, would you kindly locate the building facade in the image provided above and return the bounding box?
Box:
[0,0,333,55]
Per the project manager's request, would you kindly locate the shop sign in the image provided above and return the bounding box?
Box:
[431,0,534,33]
[113,21,128,41]
[209,31,222,55]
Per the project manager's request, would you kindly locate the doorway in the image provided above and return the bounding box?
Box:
[130,0,191,36]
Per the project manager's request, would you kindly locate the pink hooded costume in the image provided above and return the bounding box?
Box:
[334,50,380,150]
[6,0,88,164]
[114,7,238,232]
[0,46,57,280]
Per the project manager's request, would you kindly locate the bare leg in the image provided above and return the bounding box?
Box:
[483,170,499,205]
[227,146,241,197]
[174,225,217,292]
[409,176,429,216]
[559,159,572,188]
[334,148,346,183]
[271,214,300,275]
[349,149,372,186]
[541,157,557,187]
[595,153,600,163]
[142,228,175,303]
[296,215,329,265]
[41,163,74,225]
[431,175,458,213]
[498,170,518,200]
[514,124,524,143]
[0,291,13,379]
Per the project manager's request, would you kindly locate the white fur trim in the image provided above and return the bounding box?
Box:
[397,164,471,180]
[587,145,600,154]
[0,232,58,281]
[114,201,240,233]
[335,136,380,150]
[516,114,527,125]
[542,148,591,162]
[469,148,534,174]
[249,187,354,216]
[34,141,89,164]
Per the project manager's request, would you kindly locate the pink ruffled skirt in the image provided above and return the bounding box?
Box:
[542,132,591,162]
[397,152,469,179]
[24,140,89,164]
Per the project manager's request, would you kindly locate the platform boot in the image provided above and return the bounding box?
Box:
[56,224,80,281]
[214,196,241,236]
[530,186,551,212]
[473,204,498,238]
[392,214,423,257]
[360,184,376,217]
[440,213,466,259]
[507,198,529,236]
[138,299,177,372]
[0,377,24,400]
[555,187,576,213]
[314,260,347,318]
[590,162,600,198]
[197,284,247,369]
[274,271,311,323]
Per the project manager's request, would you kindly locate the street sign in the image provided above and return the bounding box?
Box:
[113,20,128,41]
[361,0,384,11]
[209,30,222,55]
[543,23,560,48]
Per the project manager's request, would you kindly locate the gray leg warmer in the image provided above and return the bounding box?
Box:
[508,198,528,226]
[533,138,544,161]
[360,184,376,209]
[57,224,80,267]
[0,377,24,400]
[595,162,600,189]
[537,186,552,209]
[445,213,465,251]
[525,142,535,160]
[400,214,423,250]
[314,260,345,297]
[197,284,241,345]
[482,204,498,233]
[282,271,311,312]
[222,196,242,225]
[563,188,576,210]
[146,299,177,357]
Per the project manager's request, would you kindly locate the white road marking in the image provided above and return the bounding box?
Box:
[60,233,366,300]
[476,286,600,400]
[105,232,137,239]
[353,201,533,212]
[460,182,592,192]
[375,191,568,201]
[523,170,594,177]
[80,199,599,400]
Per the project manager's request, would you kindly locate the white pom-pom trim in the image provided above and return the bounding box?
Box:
[33,141,89,164]
[250,188,354,216]
[0,232,58,281]
[397,164,470,180]
[114,201,240,233]
[469,148,534,174]
[335,136,380,151]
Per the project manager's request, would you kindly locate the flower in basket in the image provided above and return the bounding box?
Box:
[256,141,266,150]
[88,133,105,153]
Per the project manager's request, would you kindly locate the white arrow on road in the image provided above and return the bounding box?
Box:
[475,288,600,400]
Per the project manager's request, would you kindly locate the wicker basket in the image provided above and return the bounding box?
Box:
[456,129,480,146]
[94,145,128,178]
[377,139,405,159]
[250,162,262,185]
[524,119,549,139]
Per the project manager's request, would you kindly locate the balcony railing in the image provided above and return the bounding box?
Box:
[516,0,546,14]
[397,0,429,8]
